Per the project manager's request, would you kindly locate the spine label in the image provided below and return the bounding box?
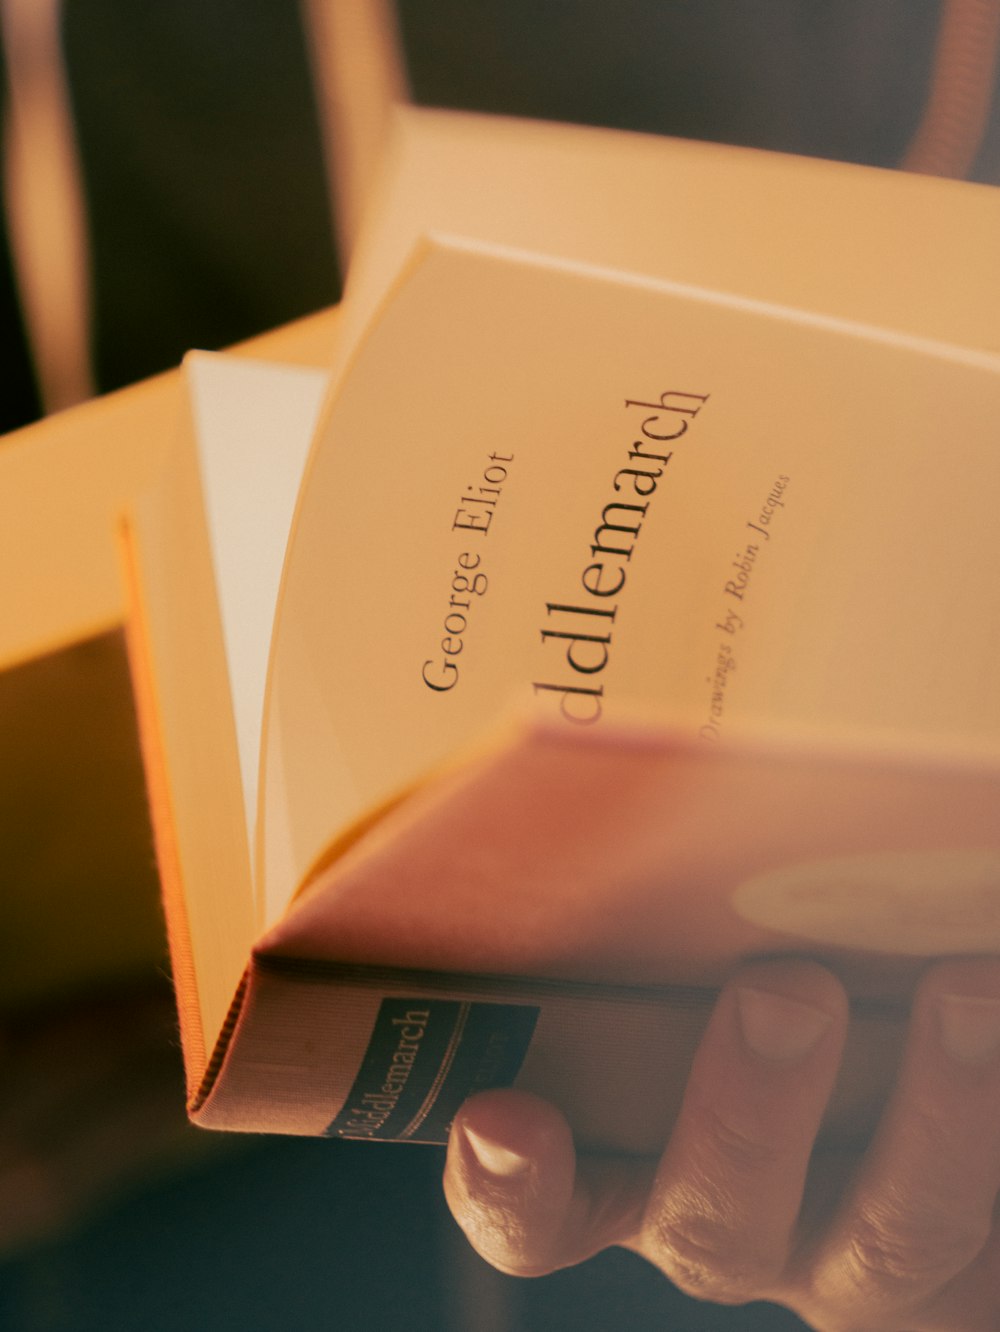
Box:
[325,997,539,1143]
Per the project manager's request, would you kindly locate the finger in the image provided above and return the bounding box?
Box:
[636,959,848,1305]
[444,1088,650,1277]
[803,958,1000,1325]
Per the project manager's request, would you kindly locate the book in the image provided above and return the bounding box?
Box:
[123,107,1000,1156]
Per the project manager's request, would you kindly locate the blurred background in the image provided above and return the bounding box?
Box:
[1,3,996,1328]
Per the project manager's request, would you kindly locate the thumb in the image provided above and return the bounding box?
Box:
[444,1088,649,1277]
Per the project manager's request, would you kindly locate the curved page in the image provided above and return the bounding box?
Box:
[264,237,1000,922]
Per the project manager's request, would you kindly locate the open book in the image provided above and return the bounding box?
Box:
[123,108,1000,1154]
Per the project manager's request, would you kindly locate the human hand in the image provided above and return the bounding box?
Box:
[444,958,1000,1331]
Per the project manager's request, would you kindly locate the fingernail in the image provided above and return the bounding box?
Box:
[461,1124,531,1177]
[938,993,1000,1063]
[736,987,833,1062]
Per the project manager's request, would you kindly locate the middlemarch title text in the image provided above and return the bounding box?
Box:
[534,388,709,723]
[419,388,709,721]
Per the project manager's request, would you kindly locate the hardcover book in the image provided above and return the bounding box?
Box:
[122,108,1000,1155]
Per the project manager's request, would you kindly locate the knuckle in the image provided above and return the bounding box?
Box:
[448,1177,573,1279]
[457,1203,541,1277]
[843,1205,989,1295]
[644,1203,784,1302]
[699,1103,785,1176]
[637,1106,795,1301]
[447,1180,534,1274]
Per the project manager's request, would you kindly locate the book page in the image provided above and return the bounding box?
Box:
[185,354,327,861]
[263,238,1000,922]
[333,108,999,394]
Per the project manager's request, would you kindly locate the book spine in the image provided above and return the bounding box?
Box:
[192,953,904,1155]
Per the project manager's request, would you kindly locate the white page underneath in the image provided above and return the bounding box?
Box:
[185,352,327,866]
